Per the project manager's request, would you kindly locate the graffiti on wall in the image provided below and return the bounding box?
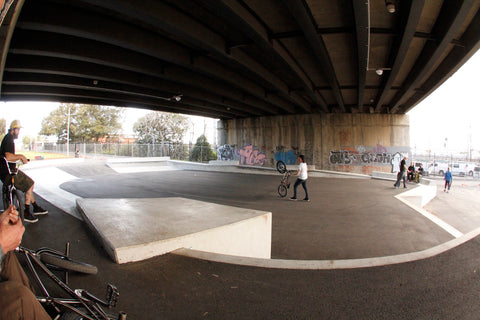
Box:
[273,145,298,165]
[238,144,266,166]
[217,144,237,161]
[329,145,408,172]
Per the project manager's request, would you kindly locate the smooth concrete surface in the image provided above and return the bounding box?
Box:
[17,157,480,319]
[27,157,460,265]
[174,225,480,269]
[76,197,272,263]
[24,166,83,220]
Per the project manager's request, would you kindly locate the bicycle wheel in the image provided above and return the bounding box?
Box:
[40,253,98,275]
[276,160,287,173]
[278,184,288,197]
[12,189,25,221]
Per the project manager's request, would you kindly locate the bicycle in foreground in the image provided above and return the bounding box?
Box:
[17,242,126,319]
[2,158,25,221]
[276,160,292,197]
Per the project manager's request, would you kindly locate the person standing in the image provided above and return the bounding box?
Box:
[290,155,309,201]
[0,120,48,223]
[394,156,408,188]
[444,167,453,192]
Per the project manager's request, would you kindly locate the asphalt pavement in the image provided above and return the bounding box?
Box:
[18,159,480,319]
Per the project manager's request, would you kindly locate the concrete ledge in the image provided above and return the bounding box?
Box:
[106,157,176,173]
[173,227,480,270]
[106,157,170,164]
[208,160,239,165]
[167,160,278,175]
[23,157,85,169]
[76,197,272,264]
[371,171,396,181]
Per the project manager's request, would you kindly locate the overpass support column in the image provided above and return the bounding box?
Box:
[217,113,410,175]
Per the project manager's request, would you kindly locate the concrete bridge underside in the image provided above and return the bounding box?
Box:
[218,113,409,175]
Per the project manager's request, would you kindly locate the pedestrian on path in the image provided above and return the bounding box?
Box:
[444,167,453,192]
[394,156,408,188]
[290,155,309,201]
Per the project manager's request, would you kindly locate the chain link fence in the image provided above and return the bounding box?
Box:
[39,142,219,162]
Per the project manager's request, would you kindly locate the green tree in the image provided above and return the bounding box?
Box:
[40,104,123,142]
[22,136,35,151]
[190,134,216,162]
[133,111,189,144]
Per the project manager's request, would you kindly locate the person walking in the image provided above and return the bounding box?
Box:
[444,167,453,192]
[290,155,309,201]
[394,156,408,188]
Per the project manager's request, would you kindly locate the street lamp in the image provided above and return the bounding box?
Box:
[66,106,76,157]
[66,106,71,156]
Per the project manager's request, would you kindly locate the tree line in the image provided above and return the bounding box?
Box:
[2,103,217,161]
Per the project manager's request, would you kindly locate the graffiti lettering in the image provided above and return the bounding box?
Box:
[238,144,266,166]
[329,145,409,171]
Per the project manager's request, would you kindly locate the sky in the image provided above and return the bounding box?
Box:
[407,50,480,154]
[1,50,479,152]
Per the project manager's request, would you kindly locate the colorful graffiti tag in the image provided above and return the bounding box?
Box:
[217,144,237,161]
[329,145,408,172]
[237,144,266,166]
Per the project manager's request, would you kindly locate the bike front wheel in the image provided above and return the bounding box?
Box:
[40,253,98,275]
[4,188,25,221]
[276,161,287,173]
[278,184,288,197]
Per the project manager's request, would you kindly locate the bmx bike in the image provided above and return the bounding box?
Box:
[2,157,25,221]
[276,161,291,197]
[16,242,126,320]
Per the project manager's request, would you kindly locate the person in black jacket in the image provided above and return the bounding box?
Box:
[407,162,415,181]
[0,120,48,223]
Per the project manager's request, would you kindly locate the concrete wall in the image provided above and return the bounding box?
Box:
[217,113,410,175]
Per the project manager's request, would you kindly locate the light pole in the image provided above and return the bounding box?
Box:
[66,106,71,157]
[66,106,77,157]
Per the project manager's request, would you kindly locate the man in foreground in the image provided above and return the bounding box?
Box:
[0,205,51,319]
[0,120,48,223]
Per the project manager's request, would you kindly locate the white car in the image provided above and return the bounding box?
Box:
[428,162,448,176]
[450,163,467,176]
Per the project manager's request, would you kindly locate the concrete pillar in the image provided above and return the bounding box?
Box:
[217,113,410,175]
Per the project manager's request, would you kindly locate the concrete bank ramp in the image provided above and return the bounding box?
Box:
[76,197,271,264]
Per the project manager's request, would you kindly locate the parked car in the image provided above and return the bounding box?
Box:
[465,163,477,176]
[428,162,448,176]
[449,163,466,176]
[474,166,480,178]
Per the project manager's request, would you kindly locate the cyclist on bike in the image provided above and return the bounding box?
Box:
[0,205,51,319]
[0,120,48,223]
[289,155,310,202]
